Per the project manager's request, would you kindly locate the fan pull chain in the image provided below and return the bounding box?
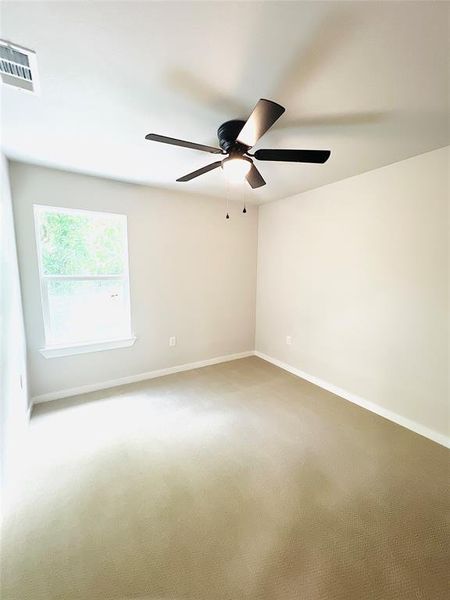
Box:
[226,178,230,220]
[243,182,247,214]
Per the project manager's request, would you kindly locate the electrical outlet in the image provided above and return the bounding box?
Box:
[169,336,177,347]
[286,335,293,345]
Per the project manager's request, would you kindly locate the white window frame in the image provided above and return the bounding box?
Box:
[33,205,136,358]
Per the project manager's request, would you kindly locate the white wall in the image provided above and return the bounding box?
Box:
[0,155,29,491]
[10,162,258,399]
[8,149,449,445]
[256,147,449,440]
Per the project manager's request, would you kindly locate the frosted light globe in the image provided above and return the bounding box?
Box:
[222,158,251,183]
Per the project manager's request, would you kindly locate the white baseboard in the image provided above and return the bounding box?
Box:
[31,351,254,405]
[255,351,450,449]
[31,348,450,449]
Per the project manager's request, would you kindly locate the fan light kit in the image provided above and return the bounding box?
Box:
[222,156,252,183]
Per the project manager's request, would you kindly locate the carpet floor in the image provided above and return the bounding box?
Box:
[2,356,449,599]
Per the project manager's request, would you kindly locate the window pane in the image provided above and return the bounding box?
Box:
[38,209,126,276]
[47,279,130,344]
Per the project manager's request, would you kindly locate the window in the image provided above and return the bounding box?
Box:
[34,205,134,357]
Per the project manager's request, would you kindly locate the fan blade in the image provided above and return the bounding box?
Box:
[237,99,285,148]
[176,160,223,182]
[246,164,266,189]
[254,149,331,163]
[145,133,223,154]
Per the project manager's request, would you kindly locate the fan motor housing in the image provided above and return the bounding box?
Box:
[217,120,249,154]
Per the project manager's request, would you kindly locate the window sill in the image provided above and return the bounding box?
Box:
[39,336,137,358]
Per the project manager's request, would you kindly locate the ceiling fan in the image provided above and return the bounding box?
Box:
[145,99,331,189]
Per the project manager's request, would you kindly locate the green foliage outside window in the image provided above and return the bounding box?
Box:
[40,211,125,276]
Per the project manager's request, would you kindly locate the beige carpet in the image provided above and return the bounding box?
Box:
[2,357,449,600]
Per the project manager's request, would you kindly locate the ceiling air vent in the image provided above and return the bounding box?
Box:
[0,40,39,94]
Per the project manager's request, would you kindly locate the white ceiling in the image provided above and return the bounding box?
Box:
[1,1,449,202]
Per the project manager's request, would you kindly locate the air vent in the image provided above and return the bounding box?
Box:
[0,40,39,94]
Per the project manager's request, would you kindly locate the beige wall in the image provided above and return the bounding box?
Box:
[9,149,449,442]
[10,162,258,398]
[1,156,29,491]
[256,147,449,439]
